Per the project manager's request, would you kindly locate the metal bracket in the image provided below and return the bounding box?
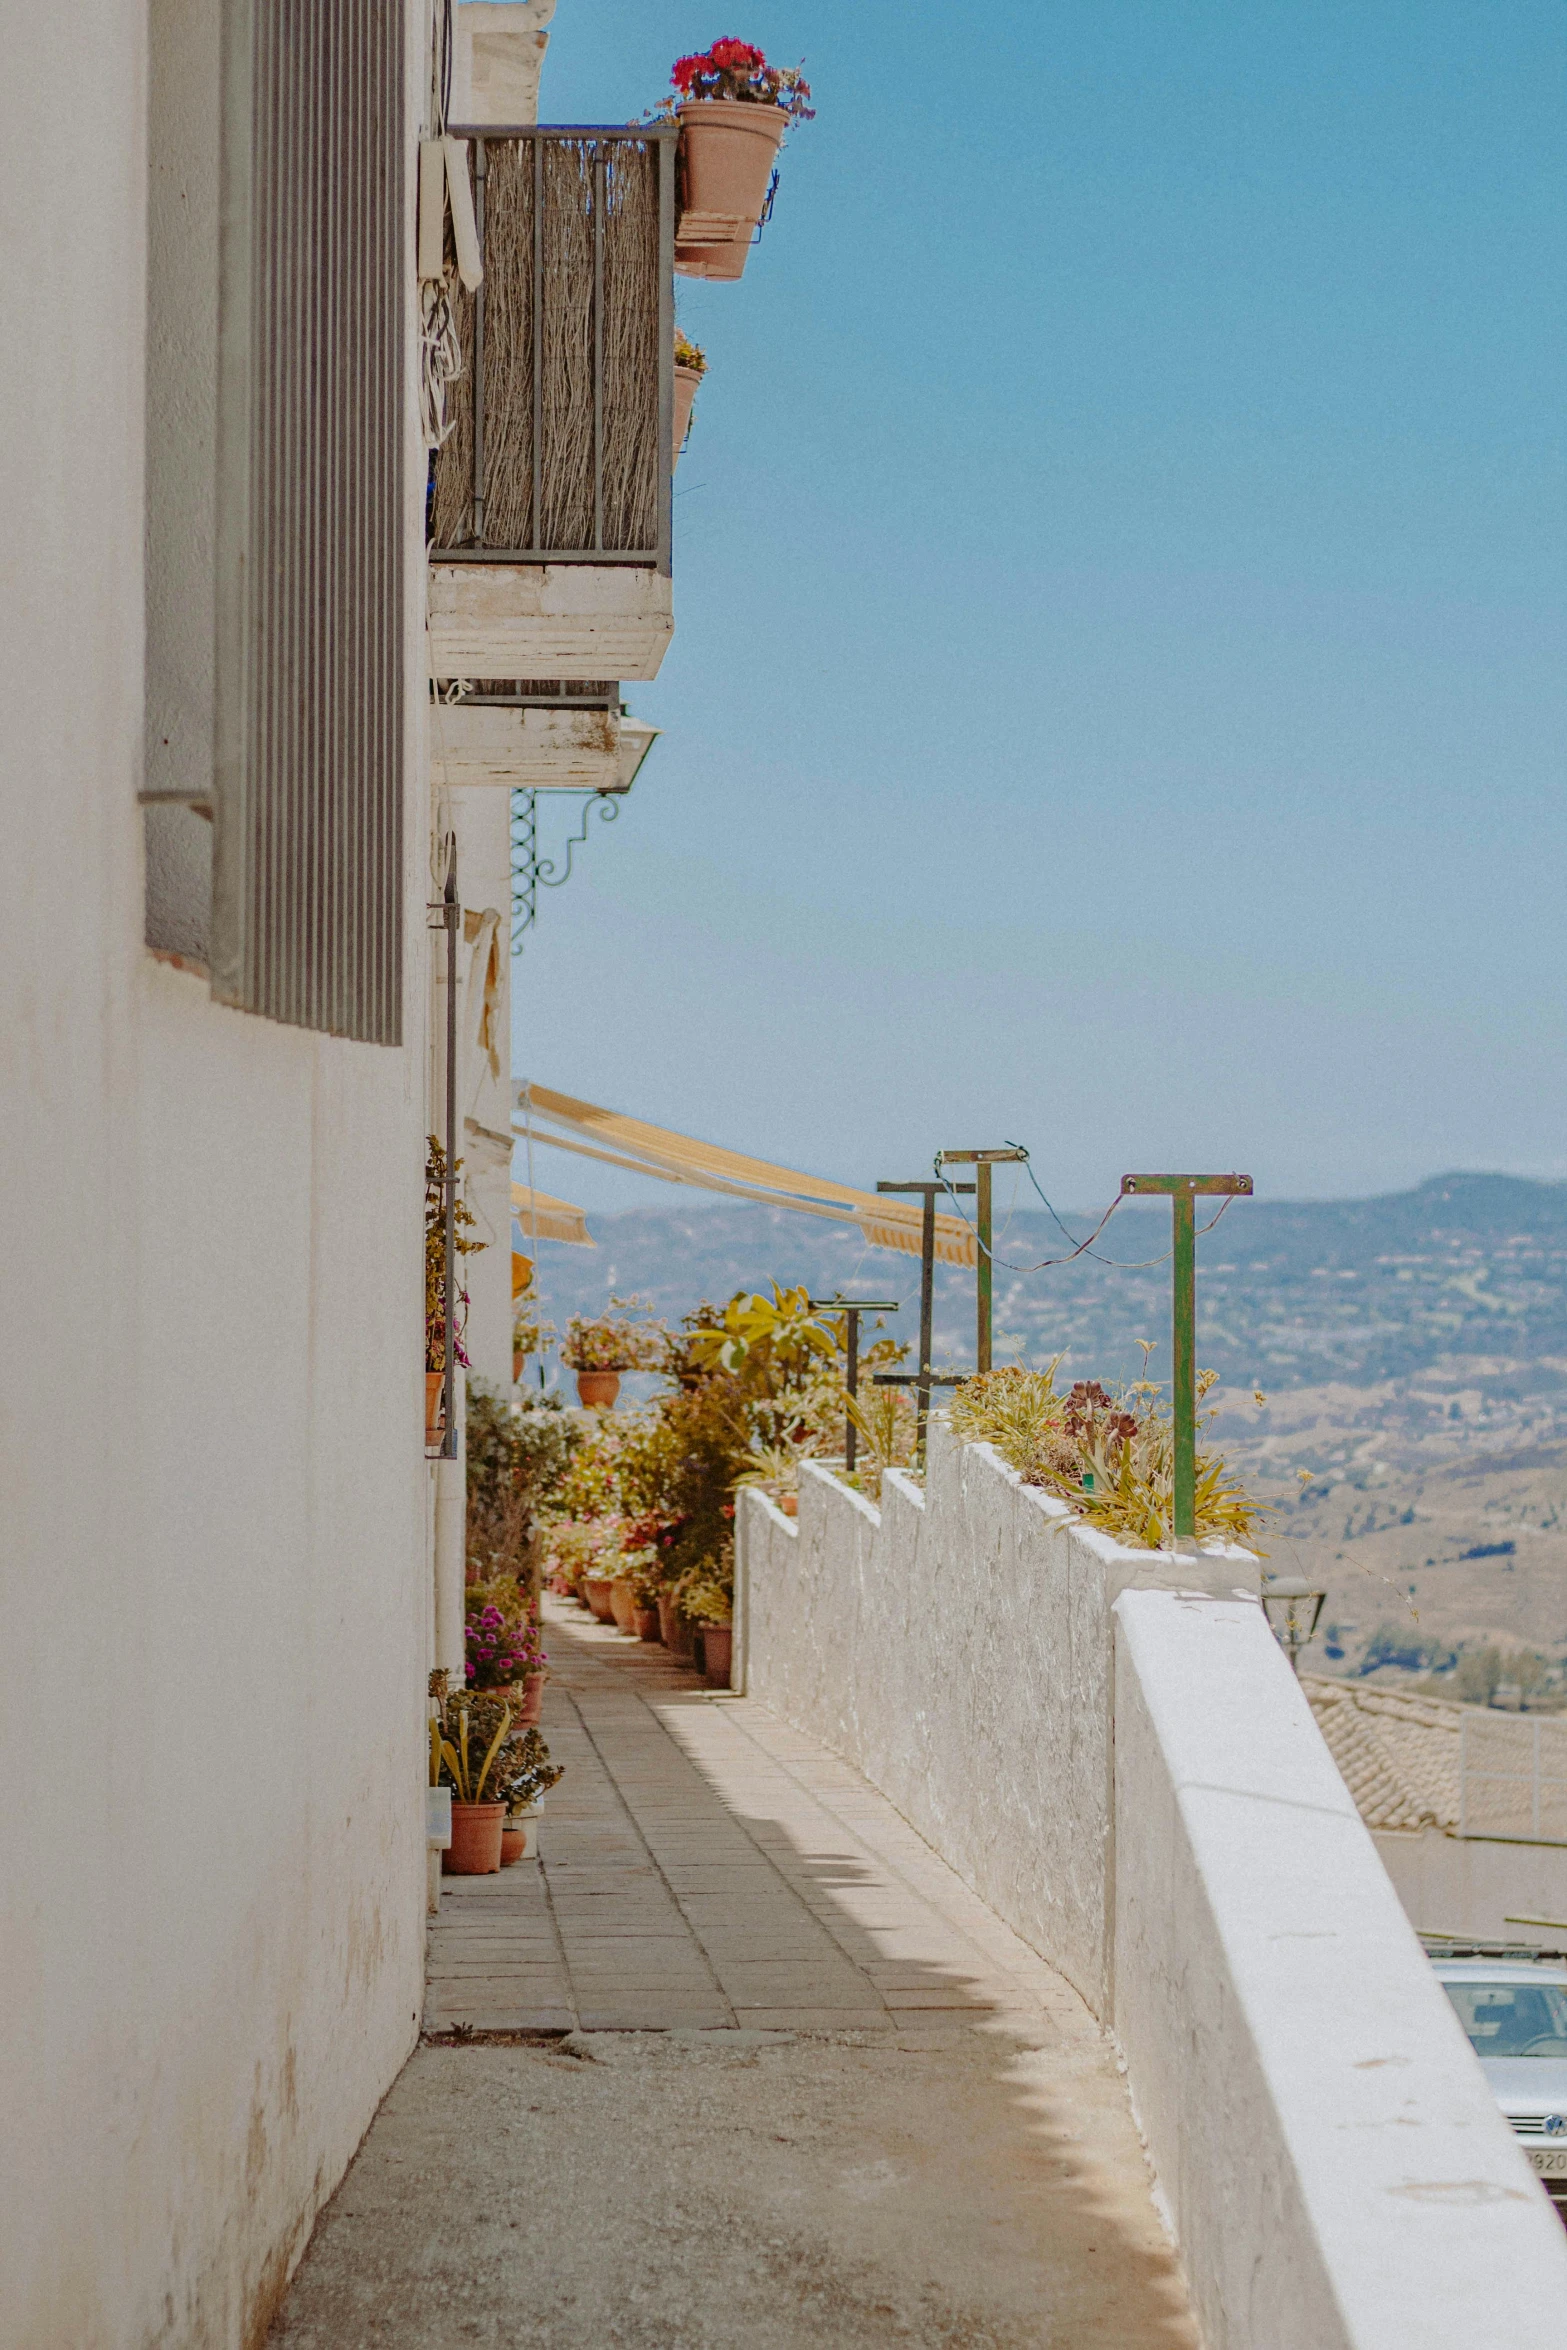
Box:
[509,788,622,951]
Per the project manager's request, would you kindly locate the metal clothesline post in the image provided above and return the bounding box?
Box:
[807,1297,901,1471]
[1119,1172,1252,1540]
[871,1178,974,1464]
[937,1147,1028,1372]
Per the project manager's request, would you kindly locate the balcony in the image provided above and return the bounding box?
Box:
[430,682,657,793]
[427,126,677,683]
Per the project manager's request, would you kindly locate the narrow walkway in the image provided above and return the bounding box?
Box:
[272,1601,1197,2348]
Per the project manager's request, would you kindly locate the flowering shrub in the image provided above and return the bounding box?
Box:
[669,39,813,119]
[561,1295,669,1372]
[464,1583,545,1690]
[947,1365,1264,1550]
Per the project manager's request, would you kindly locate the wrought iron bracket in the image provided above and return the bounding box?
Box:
[510,787,622,951]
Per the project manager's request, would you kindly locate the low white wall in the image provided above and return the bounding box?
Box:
[737,1428,1567,2347]
[1375,1825,1567,1946]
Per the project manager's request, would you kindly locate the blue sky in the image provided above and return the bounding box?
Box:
[510,1,1567,1219]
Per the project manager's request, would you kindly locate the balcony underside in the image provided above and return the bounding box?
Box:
[430,702,656,792]
[428,562,674,682]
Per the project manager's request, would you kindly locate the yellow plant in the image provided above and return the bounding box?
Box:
[438,1696,515,1804]
[947,1363,1266,1551]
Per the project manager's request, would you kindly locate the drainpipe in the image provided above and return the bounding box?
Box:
[434,834,466,1681]
[435,1407,467,1681]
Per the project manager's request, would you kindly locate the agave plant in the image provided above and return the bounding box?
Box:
[437,1692,515,1804]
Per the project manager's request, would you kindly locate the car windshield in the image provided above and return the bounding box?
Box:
[1443,1979,1567,2058]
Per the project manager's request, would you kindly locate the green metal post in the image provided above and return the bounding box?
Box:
[1171,1187,1196,1540]
[1120,1172,1253,1549]
[976,1160,993,1373]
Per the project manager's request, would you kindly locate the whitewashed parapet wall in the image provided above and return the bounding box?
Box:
[736,1425,1567,2350]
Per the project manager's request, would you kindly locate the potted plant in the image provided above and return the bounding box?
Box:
[678,1561,734,1688]
[560,1296,668,1410]
[425,1136,484,1444]
[434,1689,515,1874]
[736,1440,813,1519]
[497,1728,564,1863]
[464,1586,548,1722]
[665,40,813,281]
[673,331,706,459]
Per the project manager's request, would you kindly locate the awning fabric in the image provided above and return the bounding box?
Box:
[512,1083,975,1267]
[509,1182,595,1248]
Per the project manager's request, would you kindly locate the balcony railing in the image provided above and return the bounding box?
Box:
[429,125,676,574]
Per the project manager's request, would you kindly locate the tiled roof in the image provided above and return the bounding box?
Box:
[1303,1675,1463,1834]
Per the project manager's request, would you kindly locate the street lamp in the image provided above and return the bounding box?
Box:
[1261,1578,1327,1675]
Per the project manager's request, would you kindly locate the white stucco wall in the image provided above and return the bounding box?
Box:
[739,1424,1250,2012]
[737,1429,1567,2346]
[1374,1824,1567,1946]
[0,2,436,2343]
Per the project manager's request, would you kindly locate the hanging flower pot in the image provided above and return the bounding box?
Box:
[673,336,706,460]
[666,42,813,282]
[444,1799,506,1875]
[575,1369,622,1409]
[425,1370,446,1444]
[675,100,785,278]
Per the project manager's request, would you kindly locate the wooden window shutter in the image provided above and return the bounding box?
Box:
[210,0,405,1041]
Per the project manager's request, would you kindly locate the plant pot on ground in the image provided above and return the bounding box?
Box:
[633,1602,662,1643]
[701,1623,734,1688]
[502,1798,544,1863]
[519,1670,546,1725]
[583,1574,616,1623]
[609,1576,639,1634]
[499,1814,528,1865]
[662,1599,698,1664]
[445,1800,506,1874]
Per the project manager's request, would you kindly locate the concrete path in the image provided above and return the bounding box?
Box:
[270,1601,1197,2348]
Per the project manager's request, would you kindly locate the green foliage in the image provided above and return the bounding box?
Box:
[1453,1642,1557,1708]
[947,1363,1265,1551]
[497,1726,563,1810]
[465,1382,578,1580]
[425,1136,485,1371]
[561,1295,669,1371]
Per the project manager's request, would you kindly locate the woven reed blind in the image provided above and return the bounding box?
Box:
[211,0,405,1041]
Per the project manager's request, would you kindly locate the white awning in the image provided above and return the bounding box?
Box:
[509,1183,595,1248]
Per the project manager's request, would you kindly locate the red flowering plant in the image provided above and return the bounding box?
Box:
[666,39,813,119]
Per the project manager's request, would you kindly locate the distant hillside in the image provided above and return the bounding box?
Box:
[524,1172,1567,1394]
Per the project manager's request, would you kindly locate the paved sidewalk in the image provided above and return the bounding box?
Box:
[272,1600,1197,2348]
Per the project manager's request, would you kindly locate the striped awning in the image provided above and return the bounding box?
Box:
[510,1183,595,1248]
[512,1083,975,1266]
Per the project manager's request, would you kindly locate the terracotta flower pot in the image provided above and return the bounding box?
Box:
[519,1672,545,1725]
[663,1598,698,1665]
[673,362,701,459]
[575,1370,622,1410]
[656,1591,681,1649]
[443,1800,506,1875]
[425,1370,446,1444]
[675,99,786,281]
[609,1576,638,1634]
[633,1604,662,1643]
[702,1624,734,1688]
[779,1493,798,1518]
[499,1820,527,1865]
[583,1574,616,1623]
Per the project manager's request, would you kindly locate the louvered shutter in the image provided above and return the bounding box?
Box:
[211,0,405,1041]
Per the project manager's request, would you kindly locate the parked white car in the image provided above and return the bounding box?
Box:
[1433,1957,1567,2219]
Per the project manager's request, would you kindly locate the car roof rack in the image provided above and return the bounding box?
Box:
[1420,1933,1567,1963]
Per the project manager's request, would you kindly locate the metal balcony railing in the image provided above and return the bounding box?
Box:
[429,125,676,575]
